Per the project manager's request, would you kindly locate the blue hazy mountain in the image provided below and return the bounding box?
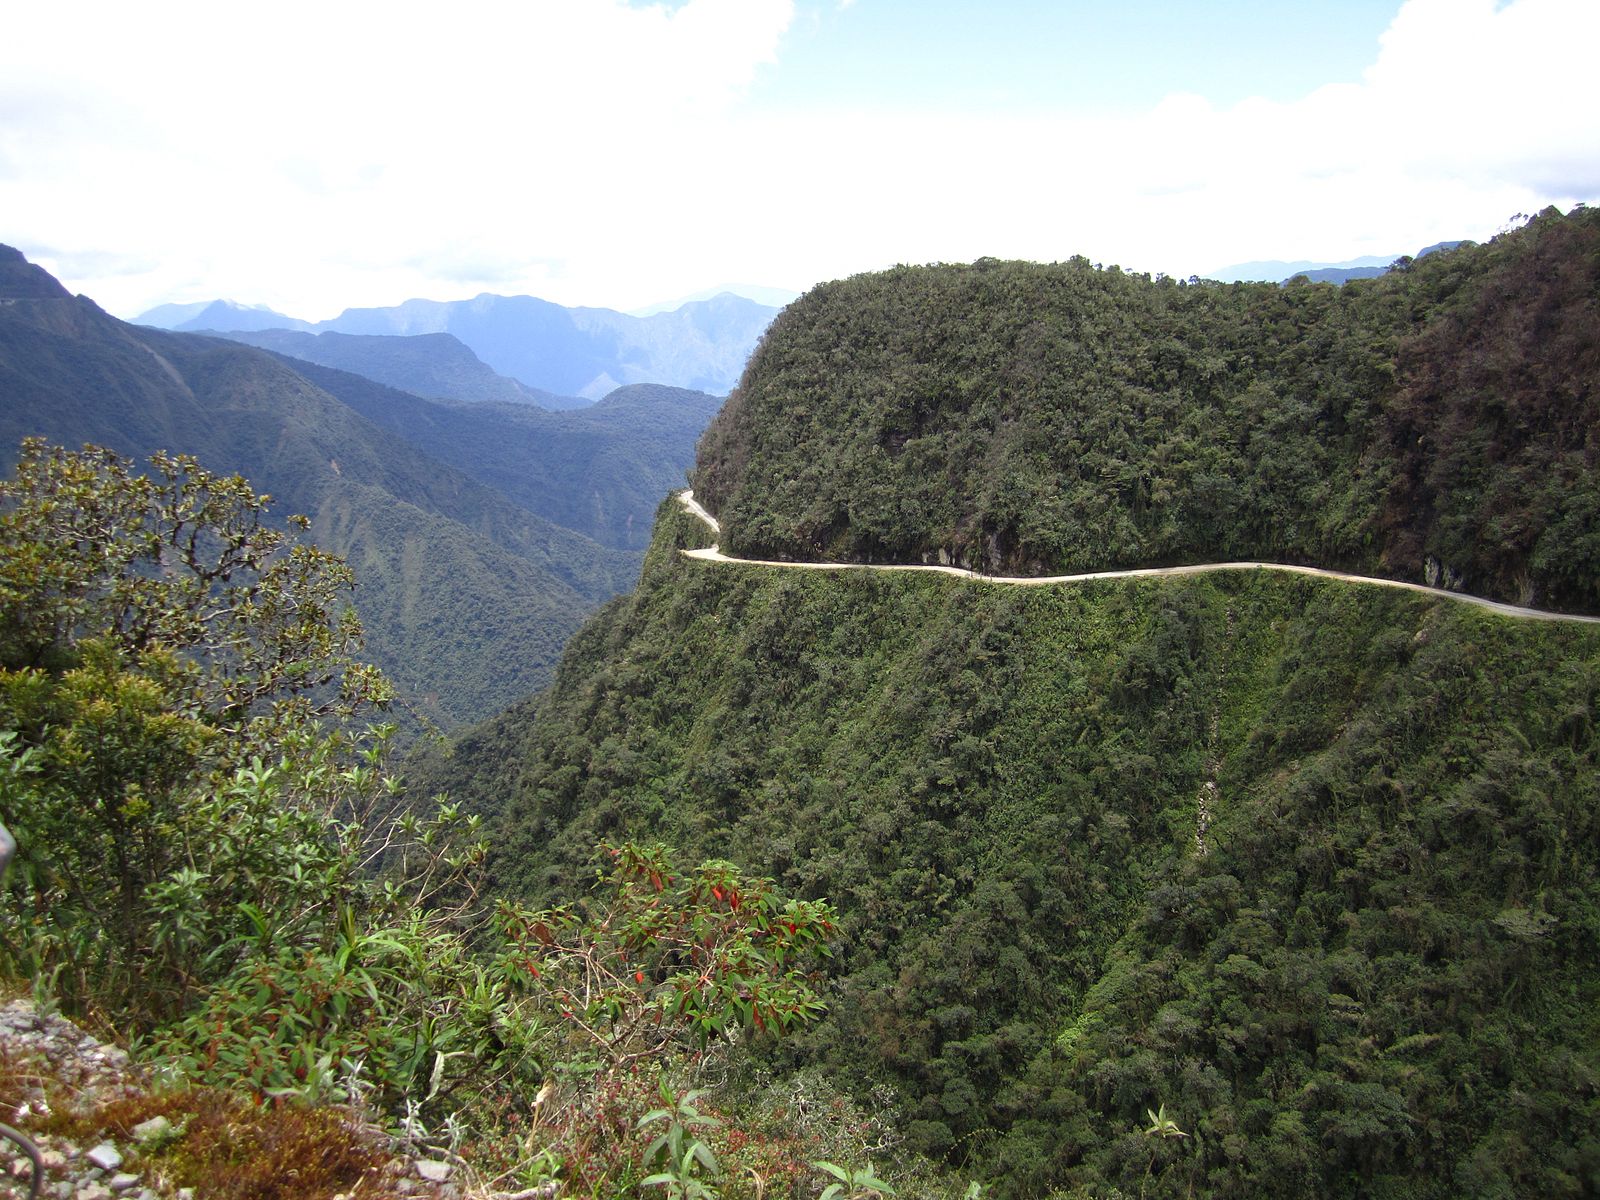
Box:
[204,328,583,408]
[138,290,780,400]
[312,291,778,400]
[1210,240,1468,285]
[136,298,313,333]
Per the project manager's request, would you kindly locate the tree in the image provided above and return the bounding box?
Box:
[0,437,386,723]
[0,439,405,1023]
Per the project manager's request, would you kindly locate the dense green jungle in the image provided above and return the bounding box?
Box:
[419,497,1600,1198]
[412,209,1600,1197]
[4,209,1600,1200]
[695,207,1600,615]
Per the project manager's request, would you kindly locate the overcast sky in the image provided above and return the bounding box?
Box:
[3,0,1595,320]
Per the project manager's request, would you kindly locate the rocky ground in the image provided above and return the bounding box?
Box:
[0,999,535,1200]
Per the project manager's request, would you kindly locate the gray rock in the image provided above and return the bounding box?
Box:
[414,1159,454,1183]
[108,1171,141,1190]
[85,1143,124,1172]
[129,1116,171,1144]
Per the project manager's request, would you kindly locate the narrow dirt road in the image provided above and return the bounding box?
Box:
[676,491,1600,625]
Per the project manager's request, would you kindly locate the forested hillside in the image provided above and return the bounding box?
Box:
[288,365,723,552]
[419,498,1600,1199]
[0,247,659,726]
[695,207,1600,614]
[413,209,1600,1197]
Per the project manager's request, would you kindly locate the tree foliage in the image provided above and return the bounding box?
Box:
[0,439,400,1021]
[695,207,1600,614]
[0,443,842,1199]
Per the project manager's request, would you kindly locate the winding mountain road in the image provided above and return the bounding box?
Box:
[676,491,1600,625]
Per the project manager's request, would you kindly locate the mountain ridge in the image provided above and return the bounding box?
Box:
[0,246,674,727]
[137,288,780,400]
[694,209,1599,615]
[199,327,579,408]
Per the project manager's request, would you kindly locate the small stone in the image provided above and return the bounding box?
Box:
[130,1116,172,1144]
[77,1184,113,1200]
[108,1171,141,1190]
[176,1190,195,1200]
[414,1159,453,1183]
[86,1143,124,1172]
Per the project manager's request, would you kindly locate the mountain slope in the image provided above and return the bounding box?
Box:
[415,208,1600,1197]
[416,498,1600,1200]
[269,362,722,552]
[0,246,636,726]
[204,328,576,407]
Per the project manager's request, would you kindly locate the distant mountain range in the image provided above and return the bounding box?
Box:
[0,245,721,727]
[135,298,308,331]
[629,283,800,317]
[137,289,781,401]
[1209,240,1467,285]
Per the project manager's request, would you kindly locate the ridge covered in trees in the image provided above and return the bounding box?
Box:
[694,207,1600,614]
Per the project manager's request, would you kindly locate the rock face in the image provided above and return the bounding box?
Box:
[0,997,137,1105]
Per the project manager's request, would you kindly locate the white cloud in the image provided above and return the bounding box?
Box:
[1,0,795,315]
[725,0,1598,281]
[1,0,1594,316]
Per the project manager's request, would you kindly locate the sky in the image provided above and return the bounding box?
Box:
[2,0,1595,320]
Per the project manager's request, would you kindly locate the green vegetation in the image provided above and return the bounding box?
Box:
[419,480,1600,1197]
[0,250,712,727]
[695,207,1600,615]
[9,212,1600,1197]
[0,443,867,1199]
[295,363,723,553]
